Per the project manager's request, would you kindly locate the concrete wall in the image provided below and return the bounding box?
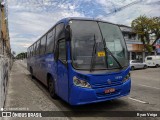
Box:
[0,55,9,109]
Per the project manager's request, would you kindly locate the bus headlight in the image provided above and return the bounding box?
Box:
[73,76,91,88]
[122,73,130,83]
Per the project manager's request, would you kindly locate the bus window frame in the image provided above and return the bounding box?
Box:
[55,39,67,65]
[54,22,68,66]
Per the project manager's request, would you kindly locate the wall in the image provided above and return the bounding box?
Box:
[0,0,12,109]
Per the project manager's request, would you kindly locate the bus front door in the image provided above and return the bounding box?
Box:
[57,39,69,102]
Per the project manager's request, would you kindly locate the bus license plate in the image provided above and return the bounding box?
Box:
[105,88,115,94]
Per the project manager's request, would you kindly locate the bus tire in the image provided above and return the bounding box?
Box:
[48,76,57,99]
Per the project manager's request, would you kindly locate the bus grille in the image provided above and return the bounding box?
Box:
[92,80,122,89]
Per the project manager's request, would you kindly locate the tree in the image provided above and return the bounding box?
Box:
[131,15,160,53]
[150,17,160,45]
[131,15,153,52]
[16,52,27,59]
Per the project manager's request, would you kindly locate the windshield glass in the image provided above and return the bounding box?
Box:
[70,20,128,70]
[99,22,128,67]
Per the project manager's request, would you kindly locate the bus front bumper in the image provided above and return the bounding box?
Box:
[69,79,131,105]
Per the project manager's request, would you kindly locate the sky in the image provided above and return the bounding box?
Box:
[6,0,160,54]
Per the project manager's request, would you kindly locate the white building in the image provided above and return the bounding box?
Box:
[118,25,145,61]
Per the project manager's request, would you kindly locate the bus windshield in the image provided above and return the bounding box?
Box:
[70,20,128,70]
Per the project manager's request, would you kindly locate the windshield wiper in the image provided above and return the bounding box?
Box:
[90,35,97,72]
[103,38,123,69]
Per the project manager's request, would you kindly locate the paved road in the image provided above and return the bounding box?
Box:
[3,61,160,120]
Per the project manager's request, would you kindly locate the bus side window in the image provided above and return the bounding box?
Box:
[30,46,33,57]
[55,23,65,41]
[46,28,55,53]
[36,40,40,55]
[34,43,37,56]
[58,39,66,63]
[27,48,29,58]
[40,36,47,55]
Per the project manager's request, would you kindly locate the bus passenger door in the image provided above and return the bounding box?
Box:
[56,39,69,102]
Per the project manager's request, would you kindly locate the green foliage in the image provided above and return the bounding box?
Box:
[16,52,27,59]
[150,17,160,44]
[131,15,160,52]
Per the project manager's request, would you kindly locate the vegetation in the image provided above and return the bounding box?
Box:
[16,52,27,59]
[131,15,160,52]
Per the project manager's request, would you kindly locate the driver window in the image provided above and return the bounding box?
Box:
[58,39,66,63]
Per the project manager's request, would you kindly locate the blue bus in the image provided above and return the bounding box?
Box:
[27,17,131,105]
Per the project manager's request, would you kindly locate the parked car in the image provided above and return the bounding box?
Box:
[130,60,147,70]
[145,56,160,67]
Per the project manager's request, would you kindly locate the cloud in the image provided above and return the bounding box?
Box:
[8,0,84,54]
[7,0,160,54]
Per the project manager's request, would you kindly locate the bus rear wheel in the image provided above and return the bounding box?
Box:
[48,76,57,99]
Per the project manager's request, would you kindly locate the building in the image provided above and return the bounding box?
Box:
[0,0,11,109]
[119,25,145,61]
[0,0,10,56]
[154,39,160,55]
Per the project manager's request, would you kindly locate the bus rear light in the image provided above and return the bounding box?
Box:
[73,76,91,88]
[122,73,130,83]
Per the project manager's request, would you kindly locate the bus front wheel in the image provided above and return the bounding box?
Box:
[48,76,57,99]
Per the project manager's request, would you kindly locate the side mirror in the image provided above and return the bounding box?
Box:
[65,25,71,40]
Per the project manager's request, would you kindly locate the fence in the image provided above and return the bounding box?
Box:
[0,54,12,109]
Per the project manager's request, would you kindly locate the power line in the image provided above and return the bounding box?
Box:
[105,0,143,16]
